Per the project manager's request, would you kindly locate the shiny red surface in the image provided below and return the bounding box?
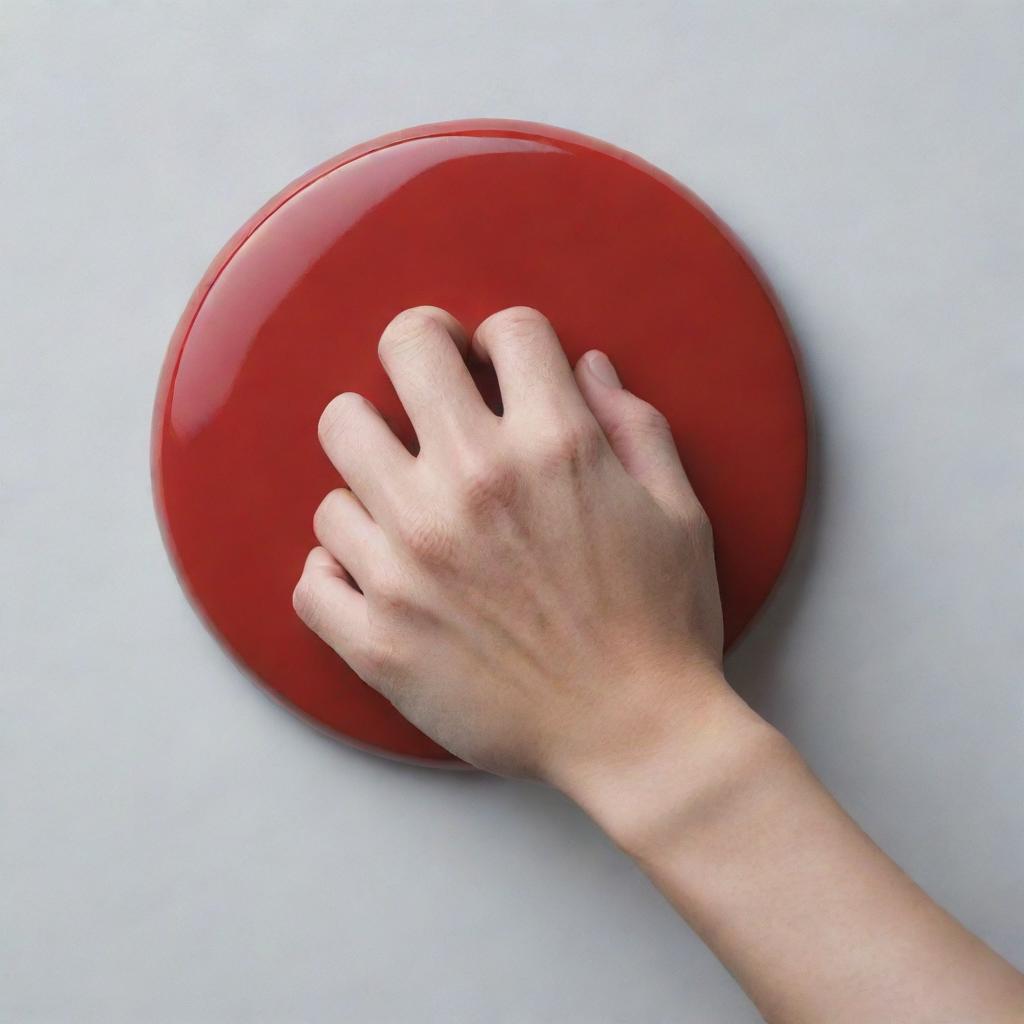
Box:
[153,119,807,764]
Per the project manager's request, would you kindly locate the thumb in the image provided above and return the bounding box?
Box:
[575,350,696,518]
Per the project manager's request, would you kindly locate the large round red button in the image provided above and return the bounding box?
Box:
[153,120,807,764]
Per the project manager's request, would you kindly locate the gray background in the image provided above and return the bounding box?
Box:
[2,2,1022,1021]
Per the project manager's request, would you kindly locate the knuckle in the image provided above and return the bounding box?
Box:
[639,402,671,435]
[483,305,550,339]
[456,458,518,514]
[379,309,439,359]
[630,401,671,436]
[401,304,456,325]
[397,513,455,566]
[318,392,363,446]
[370,571,409,613]
[357,636,398,682]
[608,401,671,447]
[532,418,604,472]
[291,575,321,624]
[312,489,343,537]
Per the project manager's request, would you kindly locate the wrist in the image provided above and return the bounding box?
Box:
[554,673,792,861]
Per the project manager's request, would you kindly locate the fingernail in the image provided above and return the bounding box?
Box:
[587,350,621,388]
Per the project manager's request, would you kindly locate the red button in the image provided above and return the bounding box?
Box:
[152,120,807,764]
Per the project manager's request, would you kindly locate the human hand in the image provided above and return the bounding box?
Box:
[293,307,1024,1023]
[294,306,731,784]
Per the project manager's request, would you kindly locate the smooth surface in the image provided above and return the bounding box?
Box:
[153,120,806,761]
[2,3,1022,1021]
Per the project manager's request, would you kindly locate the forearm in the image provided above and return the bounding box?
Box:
[561,676,1024,1024]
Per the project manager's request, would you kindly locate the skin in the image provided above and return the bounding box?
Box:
[294,305,1024,1023]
